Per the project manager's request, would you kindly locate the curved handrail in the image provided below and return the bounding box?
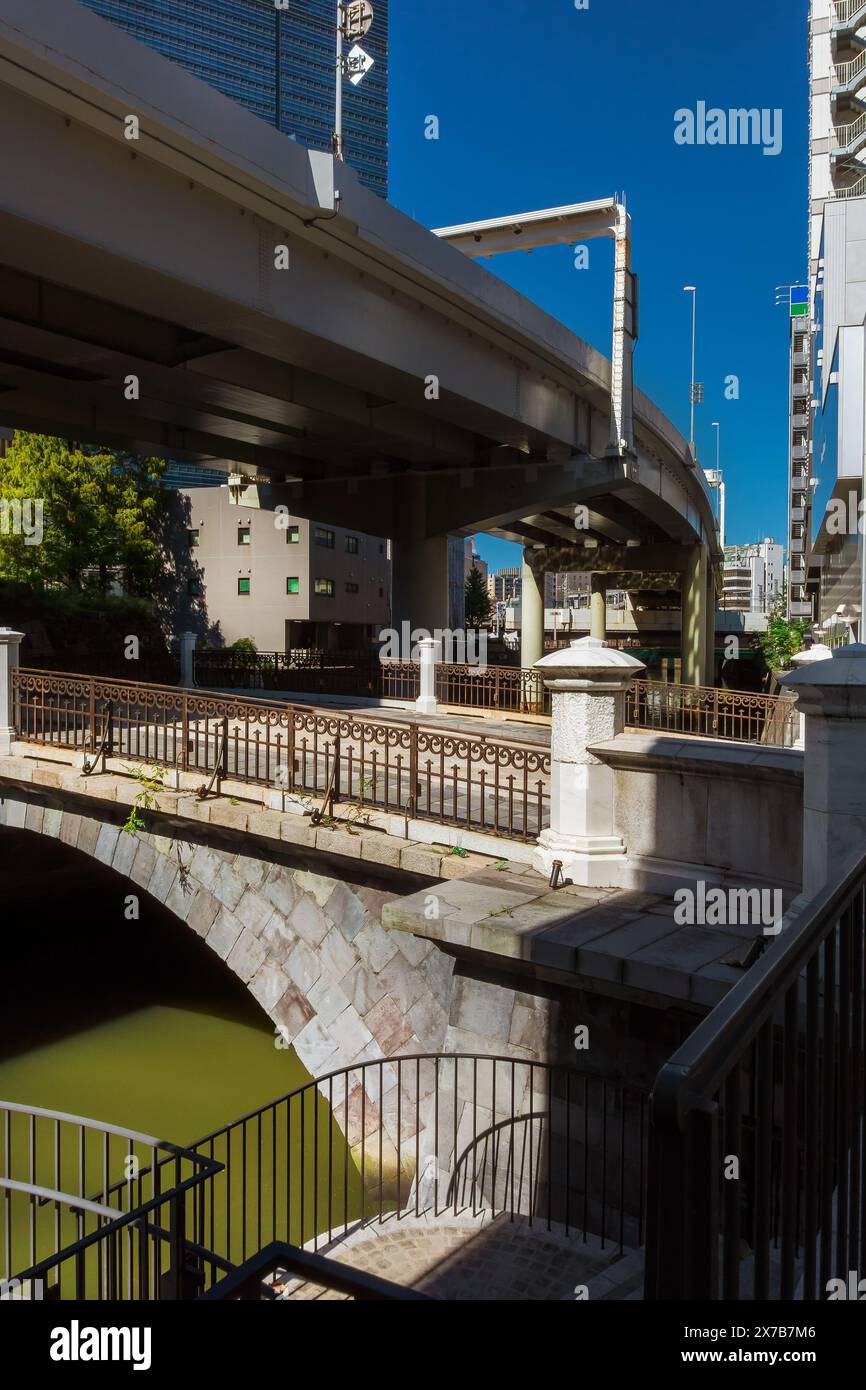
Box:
[0,1177,117,1222]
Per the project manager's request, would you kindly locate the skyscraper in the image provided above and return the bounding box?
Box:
[80,0,389,197]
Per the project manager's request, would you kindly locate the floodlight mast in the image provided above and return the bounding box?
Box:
[432,198,637,458]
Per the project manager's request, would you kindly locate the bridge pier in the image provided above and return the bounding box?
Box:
[590,574,607,641]
[681,544,709,687]
[520,557,544,667]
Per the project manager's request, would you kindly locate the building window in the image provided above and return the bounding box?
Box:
[314,578,334,597]
[345,581,359,594]
[314,527,334,549]
[346,535,359,554]
[286,525,300,544]
[238,527,251,546]
[287,576,300,595]
[238,577,251,596]
[188,528,200,547]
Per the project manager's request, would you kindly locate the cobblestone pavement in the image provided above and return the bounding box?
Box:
[276,1211,644,1301]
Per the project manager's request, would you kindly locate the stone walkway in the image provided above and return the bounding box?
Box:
[275,1211,644,1301]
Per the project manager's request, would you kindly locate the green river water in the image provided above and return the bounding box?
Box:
[0,828,363,1289]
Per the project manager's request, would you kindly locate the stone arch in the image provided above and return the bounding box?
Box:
[0,790,455,1147]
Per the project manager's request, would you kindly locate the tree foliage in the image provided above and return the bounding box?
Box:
[755,588,810,678]
[0,433,169,595]
[464,564,492,628]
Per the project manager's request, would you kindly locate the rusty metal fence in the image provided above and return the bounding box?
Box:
[11,669,550,842]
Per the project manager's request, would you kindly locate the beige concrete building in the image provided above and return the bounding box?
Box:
[182,485,390,651]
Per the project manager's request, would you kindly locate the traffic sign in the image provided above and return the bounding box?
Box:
[790,285,809,319]
[345,43,375,85]
[341,2,374,42]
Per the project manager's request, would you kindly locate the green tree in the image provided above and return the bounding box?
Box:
[756,588,809,679]
[464,564,492,629]
[0,433,168,594]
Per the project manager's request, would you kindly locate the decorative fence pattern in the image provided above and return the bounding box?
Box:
[380,660,548,715]
[627,679,798,748]
[12,670,550,842]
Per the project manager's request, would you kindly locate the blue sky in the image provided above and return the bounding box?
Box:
[388,0,809,573]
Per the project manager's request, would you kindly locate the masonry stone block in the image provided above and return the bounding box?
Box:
[260,870,298,918]
[319,924,359,983]
[186,887,220,938]
[111,832,139,879]
[190,845,222,889]
[227,928,269,984]
[207,907,244,960]
[249,962,292,1014]
[233,889,274,939]
[306,978,352,1028]
[353,920,399,974]
[213,862,245,911]
[274,983,316,1041]
[24,803,44,834]
[59,812,81,847]
[148,855,177,904]
[93,823,119,864]
[285,938,322,995]
[324,880,368,940]
[290,893,331,947]
[363,995,415,1056]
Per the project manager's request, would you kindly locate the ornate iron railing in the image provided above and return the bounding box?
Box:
[646,846,866,1300]
[0,1101,222,1300]
[380,660,547,714]
[627,679,798,748]
[11,669,550,842]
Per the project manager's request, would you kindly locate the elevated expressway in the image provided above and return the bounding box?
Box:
[0,0,721,681]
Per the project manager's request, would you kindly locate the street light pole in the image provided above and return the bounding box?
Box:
[711,420,726,551]
[684,286,697,450]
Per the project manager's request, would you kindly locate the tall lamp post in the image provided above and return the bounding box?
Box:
[706,421,726,552]
[683,285,699,452]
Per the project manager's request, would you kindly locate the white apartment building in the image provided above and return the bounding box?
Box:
[721,540,785,614]
[797,2,866,633]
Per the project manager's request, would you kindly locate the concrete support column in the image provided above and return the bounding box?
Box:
[704,574,717,686]
[681,544,708,687]
[533,636,646,887]
[0,628,24,754]
[179,631,197,689]
[521,557,544,669]
[590,573,607,642]
[389,475,452,635]
[414,637,440,717]
[781,645,866,898]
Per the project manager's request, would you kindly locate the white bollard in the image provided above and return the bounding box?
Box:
[0,629,25,755]
[533,636,645,887]
[414,636,440,717]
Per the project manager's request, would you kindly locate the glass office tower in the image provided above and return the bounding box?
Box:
[80,0,389,196]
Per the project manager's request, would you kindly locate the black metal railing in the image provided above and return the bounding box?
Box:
[201,1241,432,1301]
[12,669,550,842]
[627,679,798,748]
[380,660,549,715]
[1,1101,222,1301]
[645,845,866,1300]
[184,1054,650,1275]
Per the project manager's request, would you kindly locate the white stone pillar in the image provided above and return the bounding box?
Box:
[781,644,866,898]
[788,642,833,749]
[533,636,645,887]
[178,631,197,689]
[414,637,440,716]
[0,629,24,755]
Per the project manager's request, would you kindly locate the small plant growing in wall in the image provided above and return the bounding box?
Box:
[121,763,166,835]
